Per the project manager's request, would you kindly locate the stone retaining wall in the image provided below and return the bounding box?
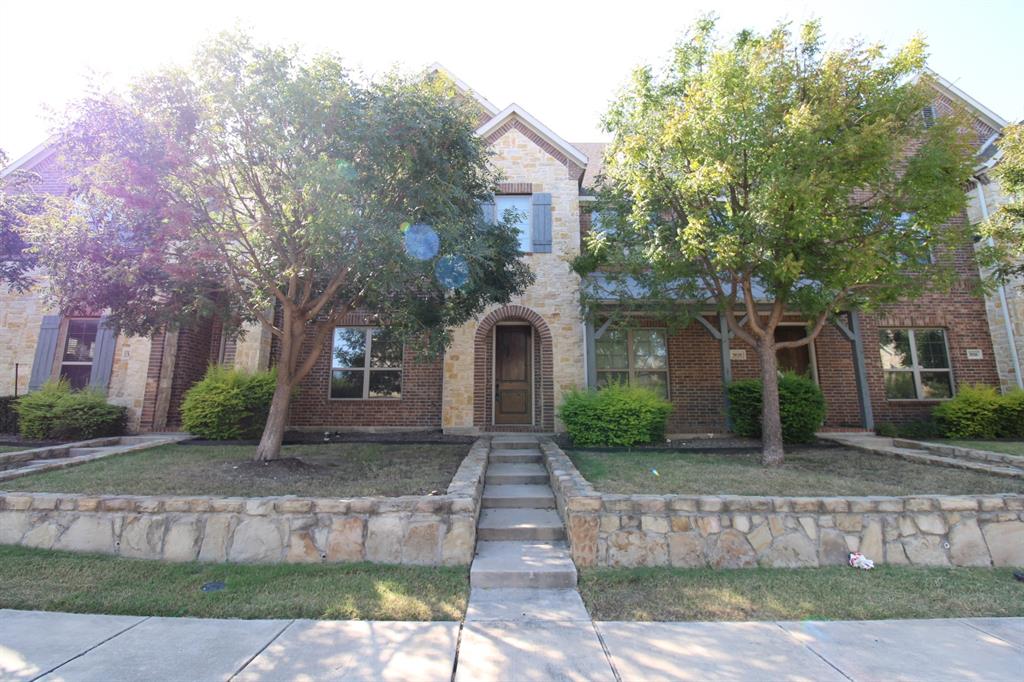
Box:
[541,440,1024,569]
[0,439,488,565]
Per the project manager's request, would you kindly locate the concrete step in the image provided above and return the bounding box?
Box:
[491,439,541,451]
[893,438,1024,467]
[489,449,543,464]
[470,541,577,588]
[889,448,1024,478]
[485,462,549,485]
[482,484,556,509]
[478,508,566,541]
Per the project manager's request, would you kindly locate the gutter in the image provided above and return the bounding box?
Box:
[975,178,1024,389]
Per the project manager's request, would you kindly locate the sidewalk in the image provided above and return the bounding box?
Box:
[2,609,1021,681]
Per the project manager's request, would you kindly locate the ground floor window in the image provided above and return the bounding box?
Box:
[59,318,99,390]
[878,328,953,400]
[330,327,403,399]
[596,328,669,398]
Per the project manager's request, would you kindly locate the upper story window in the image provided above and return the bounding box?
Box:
[496,195,532,252]
[60,318,99,390]
[596,328,669,399]
[878,328,953,400]
[330,327,403,399]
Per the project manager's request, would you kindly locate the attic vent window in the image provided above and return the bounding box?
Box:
[922,105,936,128]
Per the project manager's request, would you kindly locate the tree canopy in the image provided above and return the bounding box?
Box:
[982,123,1024,282]
[575,18,979,464]
[25,32,533,459]
[0,149,42,291]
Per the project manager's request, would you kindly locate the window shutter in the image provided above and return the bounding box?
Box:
[28,315,61,391]
[531,193,552,253]
[89,316,117,392]
[480,198,496,225]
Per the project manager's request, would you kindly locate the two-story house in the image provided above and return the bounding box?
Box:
[0,66,1008,436]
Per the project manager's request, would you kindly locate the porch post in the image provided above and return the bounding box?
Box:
[585,321,598,389]
[719,314,733,429]
[848,310,875,431]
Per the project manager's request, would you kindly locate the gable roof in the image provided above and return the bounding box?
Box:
[0,135,58,179]
[923,68,1008,131]
[478,103,589,167]
[425,63,500,117]
[573,142,607,189]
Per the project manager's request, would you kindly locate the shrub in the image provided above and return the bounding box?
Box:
[181,366,277,440]
[15,381,126,440]
[727,373,826,444]
[995,390,1024,438]
[559,383,672,447]
[932,384,1002,439]
[0,395,17,433]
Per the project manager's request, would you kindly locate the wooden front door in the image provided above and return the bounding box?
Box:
[495,325,532,424]
[775,326,812,376]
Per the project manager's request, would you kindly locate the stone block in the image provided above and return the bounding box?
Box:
[136,498,163,513]
[402,520,442,565]
[600,515,621,533]
[885,541,910,565]
[981,521,1024,566]
[914,513,947,535]
[568,515,599,567]
[791,498,820,513]
[818,529,848,565]
[567,496,601,512]
[162,498,191,513]
[286,530,323,563]
[835,514,863,533]
[164,516,202,561]
[55,515,114,554]
[450,498,476,514]
[979,497,1006,512]
[442,516,476,566]
[198,515,235,562]
[948,519,991,567]
[0,511,31,544]
[606,530,669,567]
[209,498,244,513]
[767,515,785,537]
[349,498,376,514]
[668,532,706,568]
[636,496,666,513]
[366,514,404,563]
[876,499,904,513]
[244,499,275,516]
[228,517,285,562]
[902,534,950,566]
[747,523,772,553]
[76,497,101,512]
[641,515,669,534]
[762,532,818,568]
[698,497,724,512]
[859,519,883,562]
[938,497,978,512]
[905,498,935,512]
[119,515,166,558]
[798,516,817,541]
[668,497,698,512]
[695,516,721,537]
[821,498,849,513]
[21,520,62,549]
[314,499,350,514]
[732,515,750,534]
[277,499,314,514]
[708,529,756,569]
[326,517,366,562]
[30,494,60,511]
[4,495,32,511]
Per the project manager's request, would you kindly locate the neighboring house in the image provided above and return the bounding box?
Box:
[0,66,1007,435]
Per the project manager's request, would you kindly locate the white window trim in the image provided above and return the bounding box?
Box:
[595,327,671,399]
[329,327,403,401]
[881,328,955,401]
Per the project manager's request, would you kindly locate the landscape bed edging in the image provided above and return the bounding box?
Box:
[539,439,1024,569]
[0,438,489,566]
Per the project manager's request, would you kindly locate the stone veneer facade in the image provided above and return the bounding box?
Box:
[542,440,1024,568]
[441,126,586,433]
[0,439,488,565]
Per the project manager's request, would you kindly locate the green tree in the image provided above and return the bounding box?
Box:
[982,123,1024,281]
[0,149,42,291]
[577,18,978,465]
[26,33,533,460]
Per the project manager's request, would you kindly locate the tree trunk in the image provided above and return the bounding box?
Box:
[758,339,785,466]
[255,378,293,462]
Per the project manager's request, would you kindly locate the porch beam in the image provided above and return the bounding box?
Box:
[585,321,598,388]
[847,310,875,431]
[694,314,722,340]
[594,317,614,340]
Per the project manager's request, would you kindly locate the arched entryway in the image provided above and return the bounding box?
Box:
[473,305,554,432]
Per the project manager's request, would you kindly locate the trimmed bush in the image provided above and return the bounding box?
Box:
[559,383,672,447]
[15,381,126,440]
[996,390,1024,438]
[932,384,1002,439]
[181,366,277,440]
[727,373,826,444]
[0,395,17,433]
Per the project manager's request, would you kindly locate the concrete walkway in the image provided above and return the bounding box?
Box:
[2,609,1021,681]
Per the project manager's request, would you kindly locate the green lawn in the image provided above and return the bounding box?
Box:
[580,566,1024,621]
[3,442,468,497]
[568,447,1024,496]
[933,440,1024,457]
[0,444,29,454]
[0,546,467,620]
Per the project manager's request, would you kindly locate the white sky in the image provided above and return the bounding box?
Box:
[1,0,1021,161]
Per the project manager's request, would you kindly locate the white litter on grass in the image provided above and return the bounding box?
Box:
[848,552,874,570]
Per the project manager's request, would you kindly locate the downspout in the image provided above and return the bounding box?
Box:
[975,179,1024,389]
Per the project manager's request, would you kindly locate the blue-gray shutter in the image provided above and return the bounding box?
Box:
[531,193,552,253]
[480,198,496,225]
[28,315,61,391]
[89,316,117,392]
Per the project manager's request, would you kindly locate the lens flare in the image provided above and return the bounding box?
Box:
[435,254,470,289]
[336,160,357,181]
[404,223,439,260]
